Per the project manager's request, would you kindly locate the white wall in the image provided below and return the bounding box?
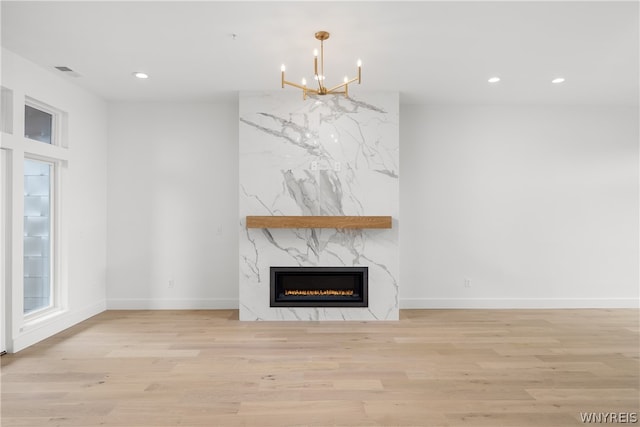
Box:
[107,102,638,310]
[400,105,639,308]
[106,102,238,308]
[1,48,108,351]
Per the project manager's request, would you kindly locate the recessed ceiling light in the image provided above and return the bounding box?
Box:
[551,77,565,84]
[488,77,501,83]
[133,72,149,79]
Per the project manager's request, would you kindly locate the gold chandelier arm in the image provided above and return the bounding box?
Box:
[314,73,323,92]
[326,76,359,94]
[283,80,320,99]
[284,80,319,94]
[319,39,325,91]
[326,83,347,93]
[283,80,307,91]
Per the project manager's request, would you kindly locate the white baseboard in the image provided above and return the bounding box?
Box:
[400,298,640,309]
[12,300,106,353]
[107,297,639,310]
[106,298,239,310]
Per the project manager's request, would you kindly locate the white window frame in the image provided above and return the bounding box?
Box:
[22,155,60,321]
[24,97,67,148]
[0,85,70,351]
[1,149,10,355]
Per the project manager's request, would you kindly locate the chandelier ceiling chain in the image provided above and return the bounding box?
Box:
[281,31,362,99]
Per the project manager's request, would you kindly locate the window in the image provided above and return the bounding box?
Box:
[24,104,53,144]
[20,97,67,320]
[23,158,54,315]
[2,93,67,346]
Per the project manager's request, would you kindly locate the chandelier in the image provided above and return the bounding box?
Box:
[280,31,362,99]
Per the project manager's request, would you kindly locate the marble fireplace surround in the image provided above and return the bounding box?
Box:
[239,92,399,321]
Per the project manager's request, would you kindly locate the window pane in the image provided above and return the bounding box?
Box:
[24,105,52,144]
[24,159,52,314]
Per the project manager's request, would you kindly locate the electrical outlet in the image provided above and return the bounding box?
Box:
[464,278,471,288]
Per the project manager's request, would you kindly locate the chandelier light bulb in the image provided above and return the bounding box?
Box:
[357,59,362,67]
[302,78,307,86]
[344,76,348,83]
[281,64,286,72]
[313,49,318,57]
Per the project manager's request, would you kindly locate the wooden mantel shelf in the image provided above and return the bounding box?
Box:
[246,216,392,229]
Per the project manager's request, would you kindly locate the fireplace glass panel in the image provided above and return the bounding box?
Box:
[270,267,368,307]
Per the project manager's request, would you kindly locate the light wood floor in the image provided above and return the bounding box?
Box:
[1,309,638,426]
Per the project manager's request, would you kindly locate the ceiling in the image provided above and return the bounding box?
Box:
[1,1,638,105]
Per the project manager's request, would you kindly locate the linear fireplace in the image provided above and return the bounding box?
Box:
[270,267,368,307]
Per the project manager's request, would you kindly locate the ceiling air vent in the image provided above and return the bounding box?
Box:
[54,66,81,77]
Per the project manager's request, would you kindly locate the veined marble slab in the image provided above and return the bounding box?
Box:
[239,91,399,320]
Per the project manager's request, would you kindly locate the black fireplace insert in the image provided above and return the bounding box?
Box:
[270,266,368,307]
